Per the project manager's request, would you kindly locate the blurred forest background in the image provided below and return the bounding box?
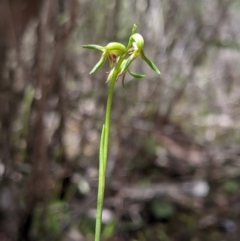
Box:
[1,0,240,240]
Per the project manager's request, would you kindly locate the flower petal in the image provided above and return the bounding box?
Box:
[82,44,104,51]
[120,57,134,74]
[141,50,161,74]
[128,71,146,78]
[90,52,108,74]
[106,68,114,82]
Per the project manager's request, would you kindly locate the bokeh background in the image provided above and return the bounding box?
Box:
[1,0,240,240]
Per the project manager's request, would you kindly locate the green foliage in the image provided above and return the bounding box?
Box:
[79,214,96,237]
[157,229,171,241]
[102,221,116,239]
[150,200,176,220]
[33,202,70,240]
[209,40,240,51]
[223,180,240,193]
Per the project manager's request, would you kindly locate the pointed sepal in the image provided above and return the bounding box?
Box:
[89,53,108,74]
[82,44,104,51]
[128,71,145,78]
[141,50,160,74]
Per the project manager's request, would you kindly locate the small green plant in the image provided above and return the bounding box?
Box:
[83,24,160,241]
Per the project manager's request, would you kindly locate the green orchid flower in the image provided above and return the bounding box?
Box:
[83,31,160,86]
[82,42,127,74]
[106,33,160,86]
[121,33,161,75]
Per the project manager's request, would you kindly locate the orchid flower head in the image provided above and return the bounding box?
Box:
[121,33,160,75]
[82,42,127,74]
[83,24,160,86]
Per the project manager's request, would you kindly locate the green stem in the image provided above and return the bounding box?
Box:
[103,76,115,170]
[95,58,124,241]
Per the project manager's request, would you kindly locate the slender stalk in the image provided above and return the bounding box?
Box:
[95,125,106,241]
[103,75,116,170]
[95,58,124,241]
